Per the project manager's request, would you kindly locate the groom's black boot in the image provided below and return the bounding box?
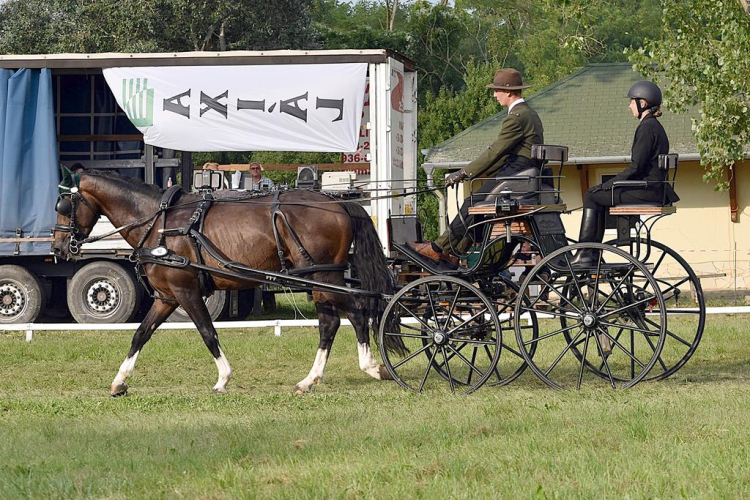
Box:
[571,208,605,266]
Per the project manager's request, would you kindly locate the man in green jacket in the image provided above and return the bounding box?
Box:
[408,68,544,268]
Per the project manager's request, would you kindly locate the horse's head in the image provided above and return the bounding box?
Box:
[52,166,102,260]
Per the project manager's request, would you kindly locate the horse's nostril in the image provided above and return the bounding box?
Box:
[53,247,61,255]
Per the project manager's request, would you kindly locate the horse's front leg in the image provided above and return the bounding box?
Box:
[294,301,339,394]
[172,288,233,394]
[111,298,178,396]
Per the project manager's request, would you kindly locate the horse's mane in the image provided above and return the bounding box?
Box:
[83,169,164,197]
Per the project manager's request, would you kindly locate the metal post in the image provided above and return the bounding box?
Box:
[144,144,155,185]
[181,151,193,191]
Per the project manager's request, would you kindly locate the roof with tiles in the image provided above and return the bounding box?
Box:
[424,63,699,164]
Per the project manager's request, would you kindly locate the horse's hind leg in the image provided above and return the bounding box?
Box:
[172,288,233,394]
[343,298,393,381]
[110,298,178,396]
[294,300,339,395]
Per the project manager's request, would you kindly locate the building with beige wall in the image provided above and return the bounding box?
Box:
[424,63,749,292]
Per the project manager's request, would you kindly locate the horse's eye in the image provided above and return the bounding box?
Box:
[56,198,72,216]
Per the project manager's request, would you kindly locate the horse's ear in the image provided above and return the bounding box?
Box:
[59,165,73,194]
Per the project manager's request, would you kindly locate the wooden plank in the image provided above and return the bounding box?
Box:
[489,221,531,238]
[468,204,566,215]
[609,205,676,215]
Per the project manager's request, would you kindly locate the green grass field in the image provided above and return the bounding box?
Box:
[1,314,749,499]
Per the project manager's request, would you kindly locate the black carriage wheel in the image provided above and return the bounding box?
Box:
[378,275,502,394]
[515,243,667,390]
[601,238,706,381]
[0,265,46,324]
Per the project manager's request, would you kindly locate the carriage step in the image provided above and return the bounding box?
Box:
[468,204,567,215]
[609,205,676,215]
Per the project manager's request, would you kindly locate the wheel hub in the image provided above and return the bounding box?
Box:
[582,313,597,329]
[433,330,449,346]
[86,280,119,313]
[0,284,24,316]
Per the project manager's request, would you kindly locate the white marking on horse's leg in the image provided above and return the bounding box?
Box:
[358,342,386,379]
[212,348,233,394]
[110,351,140,395]
[294,348,329,395]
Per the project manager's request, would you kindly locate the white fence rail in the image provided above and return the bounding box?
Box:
[3,306,750,342]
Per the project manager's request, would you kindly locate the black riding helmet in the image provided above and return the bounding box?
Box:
[627,81,662,118]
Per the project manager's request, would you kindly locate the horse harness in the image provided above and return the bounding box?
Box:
[132,187,346,299]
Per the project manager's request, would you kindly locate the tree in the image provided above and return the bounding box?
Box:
[0,0,319,54]
[630,0,750,187]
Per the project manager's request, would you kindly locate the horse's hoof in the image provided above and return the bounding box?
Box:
[212,387,229,395]
[110,383,128,397]
[378,364,394,380]
[293,384,309,395]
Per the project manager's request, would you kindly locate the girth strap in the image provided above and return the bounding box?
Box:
[270,191,316,273]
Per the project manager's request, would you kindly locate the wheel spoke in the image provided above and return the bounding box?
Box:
[599,320,660,336]
[446,343,487,379]
[543,329,585,377]
[535,273,583,314]
[447,307,490,336]
[593,332,617,389]
[598,293,657,320]
[596,326,647,369]
[418,347,440,392]
[441,347,456,393]
[396,301,434,332]
[384,331,432,340]
[642,315,693,347]
[523,322,583,346]
[595,267,636,315]
[392,342,433,370]
[576,330,592,390]
[442,287,461,330]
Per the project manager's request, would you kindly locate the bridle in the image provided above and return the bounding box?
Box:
[54,181,99,256]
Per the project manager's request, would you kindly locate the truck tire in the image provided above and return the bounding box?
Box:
[0,265,46,324]
[167,289,227,323]
[67,261,141,323]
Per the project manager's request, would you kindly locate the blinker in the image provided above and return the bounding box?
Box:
[56,198,72,216]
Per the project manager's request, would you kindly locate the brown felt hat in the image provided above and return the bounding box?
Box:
[486,68,530,90]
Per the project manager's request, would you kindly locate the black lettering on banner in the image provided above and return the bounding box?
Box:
[163,90,191,119]
[316,97,344,122]
[237,99,265,112]
[200,90,229,118]
[280,92,308,122]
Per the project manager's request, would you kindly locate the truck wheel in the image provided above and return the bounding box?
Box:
[167,289,227,323]
[67,261,141,323]
[0,265,46,324]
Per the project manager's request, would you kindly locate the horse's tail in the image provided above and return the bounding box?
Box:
[342,201,407,356]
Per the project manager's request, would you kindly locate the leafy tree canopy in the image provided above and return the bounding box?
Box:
[630,0,750,188]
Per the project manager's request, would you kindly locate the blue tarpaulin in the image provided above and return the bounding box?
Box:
[0,68,58,255]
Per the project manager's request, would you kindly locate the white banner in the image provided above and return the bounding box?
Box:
[103,64,367,152]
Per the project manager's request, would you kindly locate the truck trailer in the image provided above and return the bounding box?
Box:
[0,49,417,325]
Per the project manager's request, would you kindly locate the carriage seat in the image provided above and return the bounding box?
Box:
[608,153,679,216]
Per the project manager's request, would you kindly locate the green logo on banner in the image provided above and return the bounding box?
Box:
[122,78,154,127]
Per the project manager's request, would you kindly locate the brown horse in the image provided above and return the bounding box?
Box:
[52,170,403,395]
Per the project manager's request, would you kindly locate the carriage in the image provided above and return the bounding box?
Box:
[379,144,705,393]
[52,143,704,396]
